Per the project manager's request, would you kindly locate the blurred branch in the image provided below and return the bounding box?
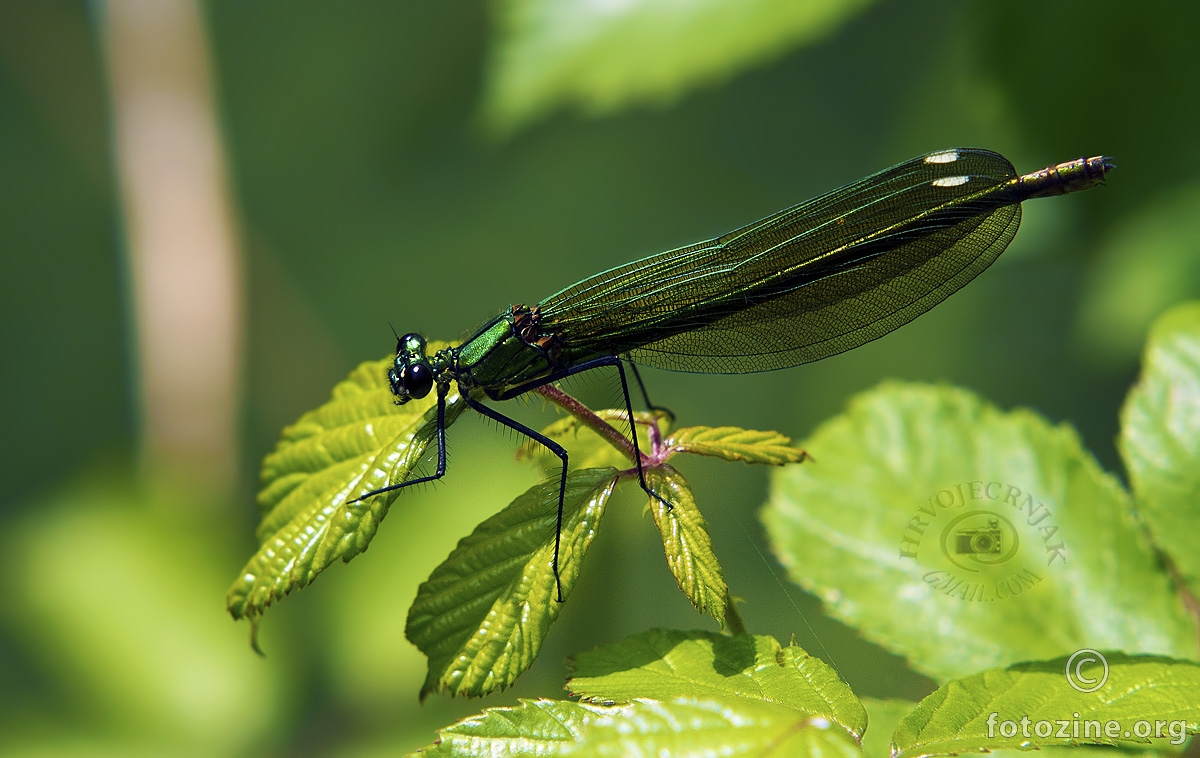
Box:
[102,0,242,501]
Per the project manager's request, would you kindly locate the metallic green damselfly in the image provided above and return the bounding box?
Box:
[365,148,1113,599]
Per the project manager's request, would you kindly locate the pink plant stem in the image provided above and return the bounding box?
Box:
[533,385,652,466]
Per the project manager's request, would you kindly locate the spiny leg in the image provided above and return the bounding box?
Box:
[495,355,672,513]
[628,359,675,422]
[352,385,448,502]
[463,394,571,603]
[612,359,673,512]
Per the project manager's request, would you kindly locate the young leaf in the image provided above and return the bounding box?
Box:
[1120,302,1200,600]
[482,0,880,135]
[418,696,864,757]
[226,352,464,624]
[643,467,728,625]
[568,628,867,741]
[762,381,1198,683]
[663,425,809,465]
[406,468,620,699]
[892,653,1200,758]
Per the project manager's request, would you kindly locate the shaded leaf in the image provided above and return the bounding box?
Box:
[1120,302,1200,600]
[892,654,1200,758]
[664,425,809,465]
[763,382,1197,683]
[643,467,727,624]
[483,0,879,134]
[569,629,867,741]
[407,468,619,699]
[227,351,465,624]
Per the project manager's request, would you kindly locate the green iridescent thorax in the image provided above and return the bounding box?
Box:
[450,306,597,395]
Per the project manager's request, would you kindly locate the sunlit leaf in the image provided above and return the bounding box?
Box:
[568,628,867,741]
[859,699,1159,758]
[576,697,864,757]
[892,654,1200,758]
[762,382,1198,683]
[663,425,808,465]
[643,468,727,624]
[418,698,612,756]
[407,468,619,699]
[417,696,864,757]
[226,351,465,627]
[1120,302,1200,601]
[483,0,879,134]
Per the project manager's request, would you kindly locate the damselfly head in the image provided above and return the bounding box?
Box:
[388,332,433,403]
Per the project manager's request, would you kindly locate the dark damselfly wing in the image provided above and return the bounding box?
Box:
[536,148,1022,373]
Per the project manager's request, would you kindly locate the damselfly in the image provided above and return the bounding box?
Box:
[363,148,1113,599]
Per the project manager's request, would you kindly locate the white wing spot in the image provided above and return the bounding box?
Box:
[932,175,970,187]
[925,150,959,164]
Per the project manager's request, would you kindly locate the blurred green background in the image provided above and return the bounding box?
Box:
[1,0,1197,754]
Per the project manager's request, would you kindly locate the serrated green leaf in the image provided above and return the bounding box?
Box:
[1120,302,1200,600]
[574,697,864,757]
[643,467,727,624]
[892,654,1200,758]
[253,354,460,536]
[416,698,614,757]
[416,696,864,757]
[862,699,1171,758]
[226,351,465,624]
[407,468,619,699]
[568,629,867,741]
[483,0,878,135]
[762,382,1198,683]
[664,425,809,465]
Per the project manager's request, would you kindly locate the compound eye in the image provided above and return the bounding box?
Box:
[400,333,426,356]
[403,362,433,399]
